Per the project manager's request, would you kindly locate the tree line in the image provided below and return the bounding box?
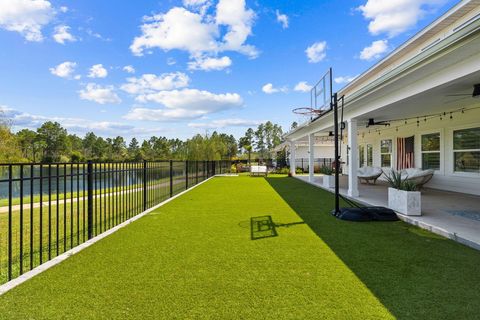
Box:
[0,114,283,163]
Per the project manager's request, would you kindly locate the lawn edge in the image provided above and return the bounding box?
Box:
[0,175,217,296]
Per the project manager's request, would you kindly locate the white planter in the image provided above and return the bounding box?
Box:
[323,175,335,188]
[388,187,422,216]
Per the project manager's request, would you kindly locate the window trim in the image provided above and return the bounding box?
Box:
[452,126,480,175]
[380,138,393,168]
[420,132,441,171]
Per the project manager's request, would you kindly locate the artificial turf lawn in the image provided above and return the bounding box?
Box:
[0,176,480,319]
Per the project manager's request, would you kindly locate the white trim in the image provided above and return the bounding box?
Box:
[0,175,217,296]
[418,129,444,174]
[448,123,480,177]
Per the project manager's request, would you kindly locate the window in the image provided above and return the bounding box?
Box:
[367,144,373,167]
[453,127,480,173]
[380,139,392,167]
[358,145,365,168]
[421,133,440,170]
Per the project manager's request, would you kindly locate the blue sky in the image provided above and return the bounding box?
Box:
[0,0,458,140]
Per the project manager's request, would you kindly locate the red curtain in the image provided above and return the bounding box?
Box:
[397,136,415,170]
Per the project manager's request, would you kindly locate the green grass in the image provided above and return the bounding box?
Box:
[0,176,479,319]
[0,176,196,283]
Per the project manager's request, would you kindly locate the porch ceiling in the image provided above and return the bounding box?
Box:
[355,69,480,126]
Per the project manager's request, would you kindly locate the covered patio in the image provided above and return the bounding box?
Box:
[285,3,480,250]
[295,174,480,250]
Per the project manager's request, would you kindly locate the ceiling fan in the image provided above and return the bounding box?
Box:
[366,118,390,128]
[446,83,480,98]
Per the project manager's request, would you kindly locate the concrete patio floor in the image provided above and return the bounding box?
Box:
[295,174,480,250]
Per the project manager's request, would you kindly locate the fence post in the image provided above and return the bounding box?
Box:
[87,161,93,240]
[7,165,12,280]
[169,160,173,198]
[143,160,147,211]
[213,161,216,175]
[185,160,189,190]
[196,160,198,184]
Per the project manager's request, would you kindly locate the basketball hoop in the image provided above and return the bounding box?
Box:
[292,107,327,116]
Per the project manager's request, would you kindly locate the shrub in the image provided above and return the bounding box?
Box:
[319,165,333,175]
[295,168,303,174]
[277,167,289,174]
[230,164,237,173]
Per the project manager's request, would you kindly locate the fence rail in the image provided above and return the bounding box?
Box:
[292,158,335,173]
[0,160,230,284]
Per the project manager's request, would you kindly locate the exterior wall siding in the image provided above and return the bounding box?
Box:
[345,106,480,195]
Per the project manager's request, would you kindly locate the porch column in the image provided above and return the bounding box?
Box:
[348,119,359,197]
[289,140,296,176]
[308,133,314,182]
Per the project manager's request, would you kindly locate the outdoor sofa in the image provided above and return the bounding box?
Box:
[250,165,268,177]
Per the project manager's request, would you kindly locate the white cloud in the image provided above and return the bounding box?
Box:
[167,57,177,65]
[121,72,190,95]
[294,81,312,92]
[215,0,257,58]
[49,61,77,78]
[0,105,136,134]
[130,0,258,59]
[123,65,135,74]
[305,41,327,63]
[262,83,287,94]
[276,10,289,29]
[53,25,76,44]
[183,0,209,6]
[359,39,388,60]
[358,0,445,37]
[0,0,55,41]
[130,7,218,56]
[182,0,211,15]
[188,118,262,128]
[79,83,121,104]
[126,88,243,121]
[334,75,358,84]
[88,64,108,78]
[59,6,68,13]
[188,56,232,71]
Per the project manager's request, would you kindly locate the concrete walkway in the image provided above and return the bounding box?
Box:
[295,174,480,250]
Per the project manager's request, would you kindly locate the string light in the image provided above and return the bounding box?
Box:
[356,105,480,137]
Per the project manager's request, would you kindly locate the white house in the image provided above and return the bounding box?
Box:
[284,0,480,248]
[274,135,335,172]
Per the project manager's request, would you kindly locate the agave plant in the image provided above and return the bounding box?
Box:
[385,169,417,191]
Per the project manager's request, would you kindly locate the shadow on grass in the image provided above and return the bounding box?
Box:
[265,176,480,320]
[250,215,306,240]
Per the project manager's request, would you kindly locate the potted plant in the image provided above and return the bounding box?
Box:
[386,170,421,216]
[319,165,335,188]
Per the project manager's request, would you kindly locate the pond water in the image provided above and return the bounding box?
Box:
[0,164,190,199]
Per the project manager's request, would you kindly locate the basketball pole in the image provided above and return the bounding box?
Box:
[332,91,340,215]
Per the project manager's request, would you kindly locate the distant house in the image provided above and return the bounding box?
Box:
[285,0,480,196]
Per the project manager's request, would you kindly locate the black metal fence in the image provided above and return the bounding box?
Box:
[0,160,230,284]
[291,158,335,173]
